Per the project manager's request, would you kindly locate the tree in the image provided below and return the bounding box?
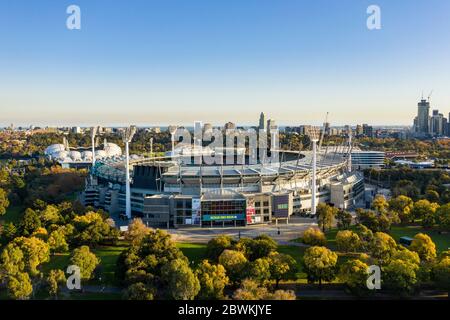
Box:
[268,252,297,288]
[372,195,389,214]
[369,232,397,265]
[425,190,440,203]
[244,235,278,261]
[338,259,370,295]
[6,271,33,300]
[355,224,374,251]
[316,204,337,232]
[389,195,413,223]
[218,249,248,284]
[436,203,450,230]
[335,230,361,253]
[39,205,61,226]
[0,187,10,216]
[124,282,155,300]
[265,290,296,300]
[206,235,234,262]
[6,236,50,276]
[232,279,268,300]
[21,208,41,235]
[409,233,437,263]
[303,246,338,286]
[432,256,450,293]
[48,229,69,253]
[336,210,353,229]
[46,269,66,299]
[383,259,417,294]
[248,258,271,285]
[0,222,17,243]
[161,258,200,300]
[125,218,151,244]
[195,260,229,300]
[70,246,100,280]
[411,199,438,223]
[302,228,327,246]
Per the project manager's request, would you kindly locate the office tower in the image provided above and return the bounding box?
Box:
[203,123,213,132]
[355,124,363,136]
[259,112,266,131]
[267,119,277,131]
[417,98,430,134]
[362,124,373,137]
[430,110,445,136]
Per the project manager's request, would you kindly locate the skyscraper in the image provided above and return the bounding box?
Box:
[417,99,430,134]
[259,112,266,131]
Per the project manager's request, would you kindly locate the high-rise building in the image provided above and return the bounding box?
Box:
[259,112,266,131]
[355,124,363,136]
[224,122,236,130]
[362,124,373,137]
[267,119,277,131]
[430,110,446,136]
[416,99,430,134]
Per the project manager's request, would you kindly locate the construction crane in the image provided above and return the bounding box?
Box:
[428,90,434,103]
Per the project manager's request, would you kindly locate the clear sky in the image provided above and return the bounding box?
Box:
[0,0,449,127]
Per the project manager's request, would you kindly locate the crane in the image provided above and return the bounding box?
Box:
[428,90,433,103]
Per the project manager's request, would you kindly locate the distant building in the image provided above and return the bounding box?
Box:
[267,119,277,131]
[224,122,236,130]
[416,98,430,135]
[350,151,385,170]
[259,112,266,131]
[362,124,373,137]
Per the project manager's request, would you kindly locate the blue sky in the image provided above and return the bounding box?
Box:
[0,0,449,127]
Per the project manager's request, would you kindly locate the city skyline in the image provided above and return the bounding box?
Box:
[1,0,450,127]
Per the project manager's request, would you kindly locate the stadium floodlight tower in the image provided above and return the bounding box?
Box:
[90,126,98,167]
[168,125,178,159]
[121,125,137,220]
[309,127,321,216]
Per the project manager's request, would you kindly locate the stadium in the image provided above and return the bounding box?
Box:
[80,132,365,228]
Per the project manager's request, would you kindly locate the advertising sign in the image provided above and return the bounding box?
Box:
[202,214,246,222]
[191,198,201,225]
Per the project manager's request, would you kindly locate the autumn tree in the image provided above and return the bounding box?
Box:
[70,246,100,280]
[338,259,370,295]
[389,195,414,223]
[409,233,437,263]
[218,249,248,284]
[303,246,338,286]
[336,230,361,253]
[195,260,229,300]
[302,228,327,246]
[46,269,66,299]
[316,204,337,232]
[6,271,33,300]
[369,232,397,265]
[125,218,151,244]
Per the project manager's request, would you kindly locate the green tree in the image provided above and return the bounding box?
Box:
[425,190,440,203]
[268,252,297,288]
[6,271,33,300]
[161,258,200,300]
[248,257,271,285]
[70,246,100,280]
[39,205,61,226]
[436,203,450,230]
[336,230,361,253]
[206,235,234,262]
[232,278,269,300]
[6,236,50,276]
[48,229,69,253]
[432,256,450,293]
[303,246,338,286]
[316,204,337,232]
[302,228,327,246]
[0,188,10,216]
[336,210,353,229]
[372,195,389,214]
[338,259,370,295]
[409,233,437,263]
[21,208,41,236]
[46,269,66,299]
[389,195,414,223]
[369,232,397,265]
[218,249,248,284]
[383,259,417,294]
[411,199,438,224]
[124,282,155,300]
[195,260,229,300]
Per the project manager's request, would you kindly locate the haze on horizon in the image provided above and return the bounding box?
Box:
[1,0,449,128]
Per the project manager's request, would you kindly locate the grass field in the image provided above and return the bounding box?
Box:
[389,225,449,252]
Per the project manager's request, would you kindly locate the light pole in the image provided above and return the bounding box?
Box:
[122,125,137,220]
[90,126,98,167]
[309,127,320,216]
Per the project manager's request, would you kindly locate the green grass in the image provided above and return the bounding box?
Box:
[177,242,207,266]
[389,225,450,252]
[41,245,128,286]
[0,205,24,224]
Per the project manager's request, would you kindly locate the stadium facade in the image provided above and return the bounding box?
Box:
[80,141,365,228]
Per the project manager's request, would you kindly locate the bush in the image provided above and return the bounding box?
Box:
[301,228,327,246]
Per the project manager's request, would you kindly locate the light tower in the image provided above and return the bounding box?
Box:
[90,126,98,167]
[309,127,320,216]
[347,131,353,173]
[168,126,177,158]
[121,125,137,219]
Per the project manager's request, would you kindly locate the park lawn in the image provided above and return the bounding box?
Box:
[41,245,128,286]
[389,225,450,252]
[0,205,24,224]
[177,242,207,266]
